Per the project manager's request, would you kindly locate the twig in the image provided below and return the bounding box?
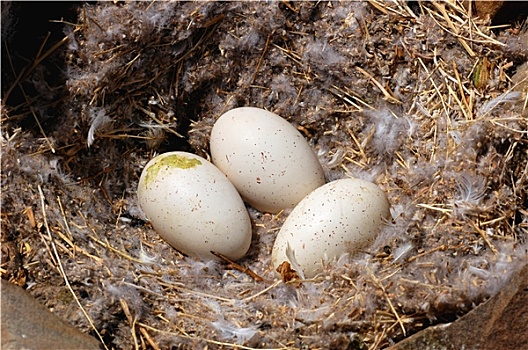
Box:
[211,251,264,282]
[249,30,274,86]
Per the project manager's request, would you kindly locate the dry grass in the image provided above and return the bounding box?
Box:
[2,1,527,349]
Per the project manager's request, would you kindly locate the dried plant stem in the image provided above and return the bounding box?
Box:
[37,185,108,350]
[243,280,282,302]
[429,2,475,57]
[370,273,406,336]
[3,33,71,103]
[87,233,146,264]
[120,299,140,350]
[356,66,402,104]
[157,279,235,304]
[139,327,161,350]
[470,221,498,255]
[408,245,448,263]
[249,30,274,86]
[210,251,264,282]
[136,322,295,350]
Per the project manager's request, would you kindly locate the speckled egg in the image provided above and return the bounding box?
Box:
[271,178,390,279]
[137,151,251,261]
[210,107,326,213]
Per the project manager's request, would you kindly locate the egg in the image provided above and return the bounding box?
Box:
[271,178,390,279]
[210,107,325,213]
[137,151,252,261]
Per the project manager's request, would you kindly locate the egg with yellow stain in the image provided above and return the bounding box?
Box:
[137,151,251,260]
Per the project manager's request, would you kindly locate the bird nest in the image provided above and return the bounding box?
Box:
[2,1,527,349]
